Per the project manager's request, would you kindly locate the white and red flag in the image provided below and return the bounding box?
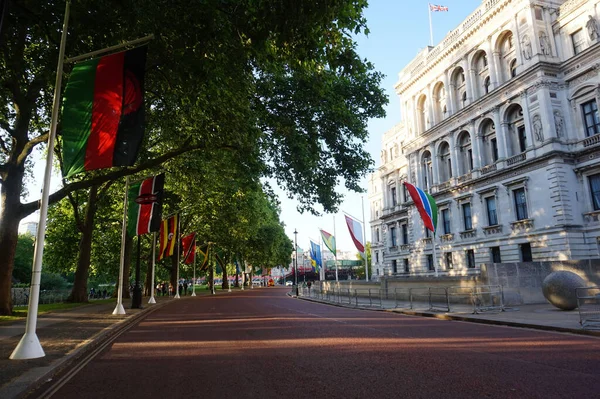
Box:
[345,215,365,255]
[429,4,448,12]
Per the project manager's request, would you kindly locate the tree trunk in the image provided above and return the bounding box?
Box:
[170,255,177,294]
[222,262,228,290]
[121,234,133,299]
[67,185,99,303]
[0,165,25,315]
[144,243,153,297]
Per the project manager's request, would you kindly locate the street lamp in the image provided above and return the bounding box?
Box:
[294,229,298,296]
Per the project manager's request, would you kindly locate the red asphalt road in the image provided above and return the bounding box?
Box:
[51,288,600,399]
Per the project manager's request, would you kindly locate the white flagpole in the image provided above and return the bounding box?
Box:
[429,4,434,46]
[10,0,71,360]
[191,239,197,296]
[148,232,157,304]
[362,196,369,282]
[333,216,339,283]
[432,232,439,277]
[174,215,181,298]
[112,176,129,315]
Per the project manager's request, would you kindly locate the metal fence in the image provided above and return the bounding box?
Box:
[447,285,504,314]
[12,289,71,307]
[576,286,600,330]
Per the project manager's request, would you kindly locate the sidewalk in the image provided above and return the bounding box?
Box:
[0,295,173,399]
[296,290,600,337]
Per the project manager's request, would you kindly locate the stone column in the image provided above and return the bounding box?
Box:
[463,59,473,104]
[543,7,556,58]
[449,133,459,178]
[537,83,556,141]
[430,142,440,186]
[520,91,537,156]
[427,84,434,128]
[487,37,499,89]
[442,72,454,116]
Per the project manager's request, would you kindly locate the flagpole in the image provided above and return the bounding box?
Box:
[319,231,324,282]
[113,176,129,316]
[432,234,439,277]
[191,239,197,296]
[10,0,70,360]
[65,34,154,64]
[333,216,338,283]
[362,196,369,282]
[174,214,181,298]
[148,232,157,304]
[429,4,434,46]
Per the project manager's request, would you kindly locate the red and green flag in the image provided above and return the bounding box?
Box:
[181,233,196,265]
[126,174,164,237]
[61,46,147,177]
[158,215,178,261]
[320,229,336,254]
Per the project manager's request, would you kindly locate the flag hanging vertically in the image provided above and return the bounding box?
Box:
[320,229,336,254]
[403,181,438,234]
[310,241,322,272]
[126,174,164,236]
[429,4,448,11]
[61,46,147,177]
[345,215,365,254]
[158,214,178,261]
[181,232,196,265]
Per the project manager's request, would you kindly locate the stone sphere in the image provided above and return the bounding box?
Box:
[542,271,587,310]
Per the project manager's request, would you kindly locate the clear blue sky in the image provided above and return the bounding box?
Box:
[277,0,482,253]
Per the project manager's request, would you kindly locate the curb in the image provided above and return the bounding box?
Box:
[11,300,171,399]
[295,295,600,338]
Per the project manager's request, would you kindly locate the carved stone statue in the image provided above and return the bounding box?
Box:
[554,110,564,138]
[587,15,599,41]
[522,34,532,60]
[532,114,543,142]
[381,150,386,164]
[539,31,552,55]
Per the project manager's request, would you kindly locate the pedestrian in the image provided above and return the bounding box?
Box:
[183,281,188,296]
[307,281,312,292]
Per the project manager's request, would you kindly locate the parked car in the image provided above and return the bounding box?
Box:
[285,281,293,286]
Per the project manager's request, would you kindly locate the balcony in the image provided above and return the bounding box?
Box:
[482,224,503,235]
[582,134,600,148]
[457,173,472,184]
[459,229,477,239]
[480,164,497,175]
[440,233,454,243]
[510,218,534,232]
[399,244,411,252]
[506,153,526,166]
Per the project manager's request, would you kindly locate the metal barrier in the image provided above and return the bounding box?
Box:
[352,289,383,308]
[393,288,411,309]
[577,287,600,330]
[428,287,450,312]
[447,285,504,314]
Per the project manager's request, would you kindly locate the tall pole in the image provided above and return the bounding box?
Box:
[362,196,369,282]
[174,215,181,298]
[210,243,216,295]
[10,0,70,360]
[112,176,129,316]
[432,233,439,277]
[131,235,142,308]
[333,217,338,283]
[191,239,197,296]
[428,4,434,46]
[148,232,157,304]
[294,229,298,296]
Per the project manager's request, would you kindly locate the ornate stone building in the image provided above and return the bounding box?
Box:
[368,0,600,279]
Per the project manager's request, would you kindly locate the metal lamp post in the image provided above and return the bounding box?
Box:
[294,229,298,296]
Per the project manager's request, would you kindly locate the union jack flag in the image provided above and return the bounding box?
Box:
[429,4,449,12]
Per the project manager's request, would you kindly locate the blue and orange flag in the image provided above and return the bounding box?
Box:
[403,182,438,235]
[309,241,322,272]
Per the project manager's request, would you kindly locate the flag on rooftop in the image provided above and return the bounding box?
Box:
[126,174,164,237]
[61,46,147,177]
[345,215,365,254]
[429,4,448,12]
[320,229,336,254]
[403,182,438,235]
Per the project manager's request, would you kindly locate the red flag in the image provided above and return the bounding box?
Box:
[429,4,448,12]
[181,233,196,264]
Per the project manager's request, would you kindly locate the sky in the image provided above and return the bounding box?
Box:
[276,0,482,253]
[22,1,483,253]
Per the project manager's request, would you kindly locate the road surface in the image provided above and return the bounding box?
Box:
[45,287,600,398]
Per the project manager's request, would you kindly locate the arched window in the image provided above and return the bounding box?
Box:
[484,77,491,94]
[480,119,497,165]
[472,50,490,100]
[458,131,473,174]
[421,151,433,190]
[461,91,467,106]
[495,31,516,84]
[417,94,428,134]
[438,142,452,182]
[433,82,446,123]
[452,67,467,111]
[506,104,526,156]
[510,59,518,78]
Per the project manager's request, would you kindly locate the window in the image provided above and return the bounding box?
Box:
[491,137,499,162]
[445,252,453,269]
[484,77,491,94]
[520,243,533,262]
[441,209,451,234]
[510,59,517,78]
[518,125,527,152]
[582,100,600,137]
[391,186,397,206]
[482,54,488,67]
[401,223,408,245]
[376,228,380,242]
[402,184,408,203]
[375,251,379,263]
[486,197,498,226]
[589,174,600,210]
[425,228,431,238]
[462,203,473,230]
[403,259,410,273]
[390,226,397,247]
[491,246,502,263]
[513,188,528,220]
[572,29,585,55]
[392,259,398,273]
[427,254,434,271]
[461,91,467,106]
[466,249,475,268]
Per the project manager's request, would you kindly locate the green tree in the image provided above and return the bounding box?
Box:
[354,241,371,279]
[13,233,35,284]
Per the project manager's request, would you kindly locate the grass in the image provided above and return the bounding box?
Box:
[0,299,114,323]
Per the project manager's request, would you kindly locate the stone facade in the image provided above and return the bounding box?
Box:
[369,0,600,280]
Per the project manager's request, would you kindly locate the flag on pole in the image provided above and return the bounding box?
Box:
[345,215,365,254]
[429,4,448,11]
[126,174,164,236]
[61,46,147,177]
[181,232,196,264]
[320,229,336,254]
[158,214,178,260]
[403,181,438,234]
[309,241,322,272]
